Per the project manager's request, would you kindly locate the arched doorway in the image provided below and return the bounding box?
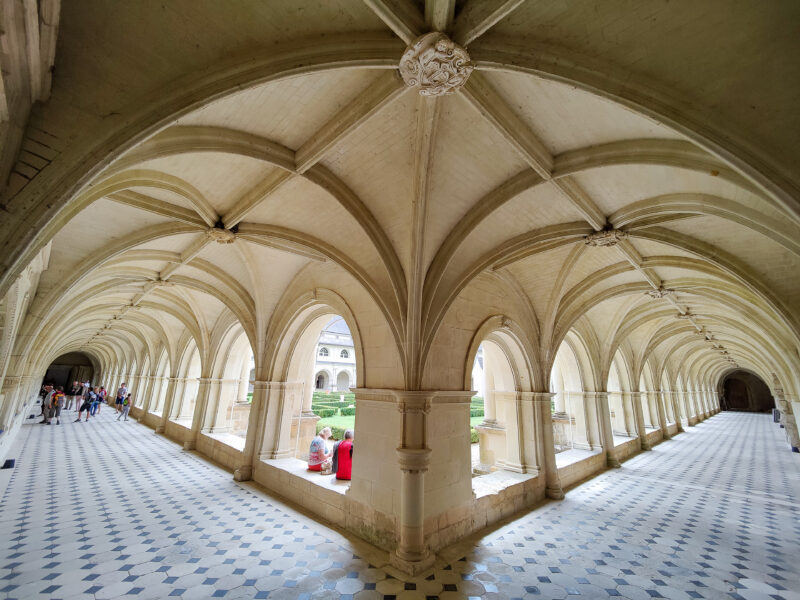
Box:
[43,352,95,390]
[721,370,774,412]
[336,371,350,392]
[315,371,329,390]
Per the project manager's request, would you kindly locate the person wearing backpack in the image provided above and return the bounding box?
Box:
[50,387,65,425]
[117,394,132,421]
[75,387,95,422]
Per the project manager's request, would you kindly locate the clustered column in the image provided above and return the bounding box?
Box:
[391,391,434,575]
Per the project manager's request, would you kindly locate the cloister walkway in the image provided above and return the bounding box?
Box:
[0,410,798,600]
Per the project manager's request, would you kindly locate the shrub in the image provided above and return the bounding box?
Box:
[470,428,479,443]
[340,406,356,416]
[470,408,484,418]
[311,407,336,418]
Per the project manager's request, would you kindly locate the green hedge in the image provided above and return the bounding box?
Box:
[470,428,479,443]
[470,408,484,417]
[340,406,356,416]
[313,392,355,402]
[311,407,336,418]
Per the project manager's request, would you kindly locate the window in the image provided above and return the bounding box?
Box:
[340,349,349,358]
[319,347,329,357]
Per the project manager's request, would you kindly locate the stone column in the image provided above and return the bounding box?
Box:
[655,390,671,440]
[0,376,21,431]
[669,391,684,433]
[593,392,620,468]
[237,360,250,404]
[256,382,305,460]
[208,379,239,433]
[390,391,434,575]
[630,391,651,450]
[534,392,564,499]
[234,380,268,482]
[185,378,220,450]
[135,376,154,419]
[156,377,179,433]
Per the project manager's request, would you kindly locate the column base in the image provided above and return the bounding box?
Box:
[389,550,435,576]
[183,440,195,451]
[662,432,672,440]
[546,485,564,500]
[155,425,165,433]
[607,456,621,468]
[233,465,252,481]
[640,441,652,451]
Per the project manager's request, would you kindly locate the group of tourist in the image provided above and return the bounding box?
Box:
[308,427,353,480]
[38,381,134,424]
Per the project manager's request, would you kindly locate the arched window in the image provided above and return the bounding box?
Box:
[340,349,349,358]
[319,347,329,357]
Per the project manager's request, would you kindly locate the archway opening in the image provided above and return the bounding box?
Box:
[608,351,637,445]
[468,329,538,493]
[205,328,255,449]
[170,340,201,425]
[721,370,774,412]
[550,341,587,454]
[42,352,95,391]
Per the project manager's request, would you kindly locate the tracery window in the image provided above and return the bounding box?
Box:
[319,347,329,357]
[340,349,349,358]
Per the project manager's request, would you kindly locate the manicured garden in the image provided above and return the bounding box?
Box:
[313,392,486,442]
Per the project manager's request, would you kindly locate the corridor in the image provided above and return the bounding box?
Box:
[0,411,798,600]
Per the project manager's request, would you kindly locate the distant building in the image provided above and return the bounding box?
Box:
[314,317,356,392]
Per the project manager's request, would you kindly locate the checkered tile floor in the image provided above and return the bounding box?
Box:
[0,409,798,599]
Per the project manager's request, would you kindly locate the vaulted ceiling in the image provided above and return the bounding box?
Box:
[2,0,799,396]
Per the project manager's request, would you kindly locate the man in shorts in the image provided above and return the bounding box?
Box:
[115,383,128,413]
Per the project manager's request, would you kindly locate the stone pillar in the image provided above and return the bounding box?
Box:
[136,376,153,419]
[156,377,179,433]
[669,391,684,433]
[390,391,435,575]
[257,382,305,460]
[209,379,239,433]
[535,392,564,499]
[655,390,671,440]
[774,387,799,452]
[234,380,268,482]
[630,391,651,450]
[0,376,21,430]
[237,360,250,404]
[564,392,598,451]
[616,392,635,436]
[593,392,620,468]
[185,378,219,450]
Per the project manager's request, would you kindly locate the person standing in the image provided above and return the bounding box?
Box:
[96,387,107,413]
[75,387,95,422]
[89,387,101,416]
[66,381,81,411]
[51,387,65,425]
[117,394,132,421]
[115,383,128,413]
[39,385,54,424]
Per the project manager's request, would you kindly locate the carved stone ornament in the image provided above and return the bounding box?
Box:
[645,286,675,299]
[206,227,236,244]
[584,229,628,247]
[399,32,473,96]
[675,311,693,320]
